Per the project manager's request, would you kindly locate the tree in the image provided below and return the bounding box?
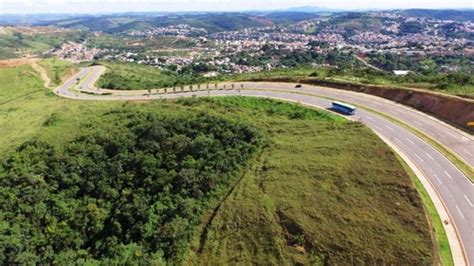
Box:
[0,109,262,264]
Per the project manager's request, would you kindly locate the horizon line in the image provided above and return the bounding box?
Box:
[2,7,473,16]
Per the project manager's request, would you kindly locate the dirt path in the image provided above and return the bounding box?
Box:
[355,55,386,72]
[30,61,51,88]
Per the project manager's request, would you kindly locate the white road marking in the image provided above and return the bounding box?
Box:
[373,125,383,131]
[455,205,465,219]
[414,120,422,126]
[444,171,453,180]
[433,173,442,184]
[463,149,473,157]
[414,153,424,162]
[464,194,474,207]
[445,131,458,139]
[385,125,395,131]
[394,137,403,144]
[425,152,434,160]
[406,138,415,145]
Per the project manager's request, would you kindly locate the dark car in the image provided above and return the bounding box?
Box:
[295,84,302,88]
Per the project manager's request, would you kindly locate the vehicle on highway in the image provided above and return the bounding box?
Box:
[332,101,357,115]
[295,84,302,88]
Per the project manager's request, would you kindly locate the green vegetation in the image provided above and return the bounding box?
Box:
[96,61,212,90]
[0,64,45,103]
[38,58,77,87]
[0,64,437,264]
[399,9,474,22]
[232,65,474,98]
[316,67,474,98]
[95,59,473,98]
[399,21,424,34]
[46,13,294,34]
[96,61,180,90]
[190,97,435,265]
[1,107,262,264]
[0,30,88,59]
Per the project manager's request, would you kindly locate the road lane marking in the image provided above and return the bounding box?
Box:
[373,125,383,131]
[463,148,473,157]
[433,173,442,184]
[444,171,453,180]
[414,120,422,126]
[385,125,395,131]
[445,131,458,138]
[414,153,424,162]
[425,152,434,160]
[455,205,465,219]
[465,194,474,207]
[394,137,403,144]
[406,138,415,145]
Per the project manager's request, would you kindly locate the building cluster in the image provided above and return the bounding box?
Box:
[129,24,208,37]
[47,42,100,63]
[53,12,473,74]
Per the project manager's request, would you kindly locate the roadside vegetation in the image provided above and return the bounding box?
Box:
[38,58,77,87]
[96,61,182,90]
[234,65,474,98]
[94,60,473,98]
[0,63,437,264]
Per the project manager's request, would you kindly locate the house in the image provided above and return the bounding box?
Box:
[393,70,410,76]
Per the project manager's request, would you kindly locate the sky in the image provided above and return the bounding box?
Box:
[1,0,473,14]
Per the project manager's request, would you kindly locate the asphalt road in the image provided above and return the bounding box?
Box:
[57,66,474,265]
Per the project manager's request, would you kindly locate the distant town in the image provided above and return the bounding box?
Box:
[26,11,471,76]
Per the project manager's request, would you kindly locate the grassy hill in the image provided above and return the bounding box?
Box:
[96,61,181,90]
[188,97,435,264]
[39,12,320,34]
[0,28,87,59]
[0,63,442,264]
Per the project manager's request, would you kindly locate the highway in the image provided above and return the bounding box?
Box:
[57,66,474,265]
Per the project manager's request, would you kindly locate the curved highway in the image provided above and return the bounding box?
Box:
[57,66,473,265]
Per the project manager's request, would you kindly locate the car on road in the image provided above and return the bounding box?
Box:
[295,84,302,88]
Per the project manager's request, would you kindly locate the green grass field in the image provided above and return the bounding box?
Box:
[96,61,181,90]
[0,64,440,264]
[187,97,435,265]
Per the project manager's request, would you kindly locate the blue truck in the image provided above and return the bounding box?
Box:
[332,101,357,115]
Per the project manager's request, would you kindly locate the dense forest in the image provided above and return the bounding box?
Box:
[0,108,263,264]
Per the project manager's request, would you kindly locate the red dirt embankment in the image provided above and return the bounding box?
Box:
[255,77,474,133]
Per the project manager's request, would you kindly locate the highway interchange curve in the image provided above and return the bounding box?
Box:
[57,66,473,265]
